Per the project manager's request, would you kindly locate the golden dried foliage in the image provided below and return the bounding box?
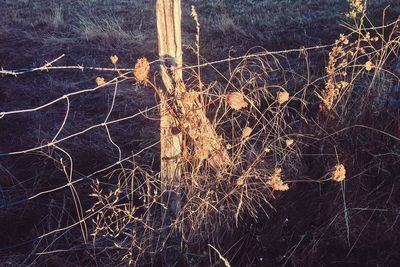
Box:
[179,90,230,169]
[194,146,210,161]
[330,164,346,182]
[134,57,150,83]
[277,91,290,104]
[319,30,380,113]
[319,34,353,112]
[320,46,348,111]
[188,120,229,168]
[267,168,289,191]
[182,91,200,109]
[226,92,248,110]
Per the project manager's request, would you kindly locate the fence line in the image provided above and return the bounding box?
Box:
[0,15,398,261]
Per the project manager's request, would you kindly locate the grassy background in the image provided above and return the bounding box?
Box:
[1,0,400,266]
[1,0,398,66]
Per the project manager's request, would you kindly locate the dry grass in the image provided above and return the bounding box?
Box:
[89,8,400,264]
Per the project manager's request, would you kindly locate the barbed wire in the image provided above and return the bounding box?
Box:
[1,18,398,77]
[0,38,376,204]
[0,42,338,81]
[0,55,162,77]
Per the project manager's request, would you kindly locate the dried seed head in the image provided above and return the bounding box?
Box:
[339,81,349,88]
[330,164,346,182]
[339,33,350,45]
[277,91,290,104]
[134,57,150,83]
[96,77,106,86]
[346,0,365,19]
[191,5,198,20]
[241,127,253,140]
[226,92,248,110]
[365,61,374,71]
[285,138,294,147]
[236,177,244,186]
[110,55,119,65]
[267,167,289,191]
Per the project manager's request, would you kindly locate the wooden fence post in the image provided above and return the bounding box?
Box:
[156,0,183,212]
[155,0,231,262]
[156,0,183,246]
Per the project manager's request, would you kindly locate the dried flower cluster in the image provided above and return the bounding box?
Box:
[320,34,351,111]
[319,31,380,112]
[226,92,248,110]
[285,138,294,147]
[330,164,346,182]
[277,91,290,104]
[110,55,119,65]
[134,57,150,83]
[241,126,253,140]
[347,0,366,19]
[191,5,200,37]
[365,60,374,71]
[96,77,106,86]
[267,167,289,191]
[236,176,245,186]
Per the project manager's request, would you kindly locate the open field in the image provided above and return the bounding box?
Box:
[1,0,400,266]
